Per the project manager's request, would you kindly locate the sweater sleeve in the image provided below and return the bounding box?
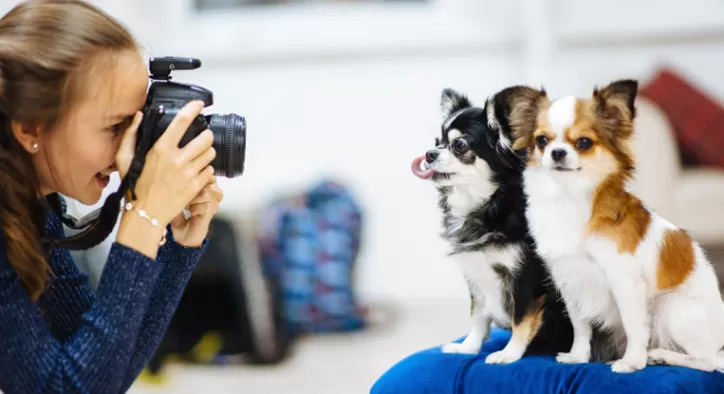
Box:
[0,242,162,394]
[119,229,207,392]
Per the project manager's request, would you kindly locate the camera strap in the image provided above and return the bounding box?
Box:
[44,107,161,251]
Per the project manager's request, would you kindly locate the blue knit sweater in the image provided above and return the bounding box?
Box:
[0,201,207,394]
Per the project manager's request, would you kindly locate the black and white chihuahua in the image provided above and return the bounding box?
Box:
[411,86,622,364]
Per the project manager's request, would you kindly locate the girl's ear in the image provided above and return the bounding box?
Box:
[10,120,44,154]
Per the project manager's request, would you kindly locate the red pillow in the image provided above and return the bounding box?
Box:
[639,68,724,169]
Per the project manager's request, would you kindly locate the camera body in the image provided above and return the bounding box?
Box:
[139,57,247,178]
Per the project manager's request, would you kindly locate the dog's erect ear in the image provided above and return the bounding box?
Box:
[593,79,638,124]
[440,88,472,120]
[491,85,548,151]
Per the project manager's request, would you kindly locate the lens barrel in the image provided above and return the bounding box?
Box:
[207,114,246,178]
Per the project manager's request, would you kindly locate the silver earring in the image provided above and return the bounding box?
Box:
[32,142,38,150]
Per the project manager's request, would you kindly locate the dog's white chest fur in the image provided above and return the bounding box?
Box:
[523,170,621,327]
[523,170,588,257]
[447,183,497,217]
[451,245,520,328]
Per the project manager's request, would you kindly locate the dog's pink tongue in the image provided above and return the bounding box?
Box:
[411,155,435,180]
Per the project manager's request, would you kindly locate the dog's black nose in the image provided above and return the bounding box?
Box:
[425,150,439,163]
[551,148,567,162]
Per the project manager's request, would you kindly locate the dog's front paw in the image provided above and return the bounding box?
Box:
[646,349,668,365]
[556,351,590,364]
[485,349,522,365]
[610,357,646,373]
[441,342,480,355]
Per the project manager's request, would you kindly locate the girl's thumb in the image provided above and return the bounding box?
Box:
[120,111,143,152]
[116,111,143,178]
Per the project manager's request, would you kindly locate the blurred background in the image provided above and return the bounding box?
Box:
[5,0,724,392]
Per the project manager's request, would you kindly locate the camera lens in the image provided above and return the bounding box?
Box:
[207,114,246,178]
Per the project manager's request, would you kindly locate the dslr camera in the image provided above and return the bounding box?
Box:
[137,56,247,178]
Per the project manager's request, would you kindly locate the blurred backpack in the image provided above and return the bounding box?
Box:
[257,179,367,335]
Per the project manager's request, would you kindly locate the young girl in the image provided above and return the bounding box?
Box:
[0,1,224,392]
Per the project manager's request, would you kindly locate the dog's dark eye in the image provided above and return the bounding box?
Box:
[535,135,549,149]
[452,138,468,153]
[575,137,593,151]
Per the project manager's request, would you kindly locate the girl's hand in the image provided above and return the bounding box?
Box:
[114,101,216,257]
[169,178,223,247]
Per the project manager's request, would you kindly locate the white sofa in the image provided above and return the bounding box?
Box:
[629,98,724,246]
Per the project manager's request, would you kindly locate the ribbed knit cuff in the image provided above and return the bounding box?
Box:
[156,228,208,268]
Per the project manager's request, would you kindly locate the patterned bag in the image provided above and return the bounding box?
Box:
[257,179,367,334]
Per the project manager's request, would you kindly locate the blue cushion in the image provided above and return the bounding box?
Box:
[371,329,724,394]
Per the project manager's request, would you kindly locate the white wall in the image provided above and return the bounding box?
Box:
[145,0,724,306]
[6,0,724,306]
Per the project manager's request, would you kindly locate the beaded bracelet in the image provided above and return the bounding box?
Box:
[121,201,167,246]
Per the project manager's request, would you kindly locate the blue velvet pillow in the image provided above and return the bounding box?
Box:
[371,329,724,394]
